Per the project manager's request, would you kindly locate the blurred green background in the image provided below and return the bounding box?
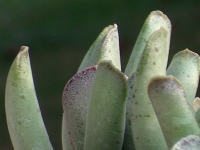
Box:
[1,0,200,149]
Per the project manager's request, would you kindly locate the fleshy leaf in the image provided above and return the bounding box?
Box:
[171,135,200,150]
[122,74,135,150]
[84,60,127,150]
[125,10,171,77]
[5,46,53,150]
[167,49,200,106]
[128,27,169,150]
[78,24,121,71]
[148,75,200,148]
[62,65,97,150]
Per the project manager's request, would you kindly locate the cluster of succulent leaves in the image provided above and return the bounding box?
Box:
[5,11,200,150]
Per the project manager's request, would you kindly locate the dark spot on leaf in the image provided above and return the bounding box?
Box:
[20,95,25,99]
[128,120,131,125]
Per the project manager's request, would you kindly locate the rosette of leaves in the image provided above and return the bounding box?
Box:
[5,10,200,150]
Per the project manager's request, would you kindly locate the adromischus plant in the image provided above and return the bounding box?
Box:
[5,10,200,150]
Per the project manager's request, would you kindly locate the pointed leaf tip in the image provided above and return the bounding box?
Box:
[78,24,121,71]
[125,10,171,76]
[5,46,53,150]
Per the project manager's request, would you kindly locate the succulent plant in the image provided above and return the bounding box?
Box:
[5,10,200,150]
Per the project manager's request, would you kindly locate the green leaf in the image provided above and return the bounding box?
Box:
[167,49,200,105]
[148,75,200,148]
[5,46,53,150]
[195,108,200,127]
[78,24,121,71]
[125,10,171,77]
[128,27,169,150]
[122,73,135,150]
[62,24,121,149]
[84,60,127,150]
[62,65,97,149]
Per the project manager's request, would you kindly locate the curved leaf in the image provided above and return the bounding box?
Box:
[125,10,171,76]
[78,24,121,71]
[62,66,97,150]
[5,46,53,150]
[128,27,169,150]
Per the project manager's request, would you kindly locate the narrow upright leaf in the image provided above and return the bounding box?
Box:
[62,24,121,149]
[125,10,171,76]
[5,46,53,150]
[62,66,97,150]
[84,60,127,150]
[78,24,121,71]
[128,27,169,150]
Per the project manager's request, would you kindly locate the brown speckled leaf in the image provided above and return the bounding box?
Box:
[62,65,97,150]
